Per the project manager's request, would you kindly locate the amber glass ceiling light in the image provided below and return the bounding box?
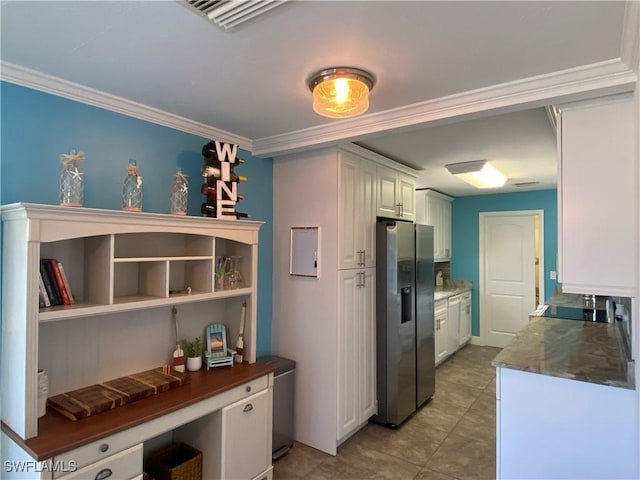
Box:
[445,160,507,189]
[308,67,375,119]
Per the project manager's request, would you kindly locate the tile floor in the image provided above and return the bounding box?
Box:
[273,344,502,480]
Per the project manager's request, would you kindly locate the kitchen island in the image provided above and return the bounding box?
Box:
[492,317,635,479]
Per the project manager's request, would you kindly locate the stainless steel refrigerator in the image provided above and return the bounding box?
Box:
[373,220,435,427]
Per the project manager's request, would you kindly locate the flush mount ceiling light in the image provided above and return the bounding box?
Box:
[445,160,507,189]
[308,67,375,119]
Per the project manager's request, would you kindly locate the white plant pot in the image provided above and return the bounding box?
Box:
[186,356,202,371]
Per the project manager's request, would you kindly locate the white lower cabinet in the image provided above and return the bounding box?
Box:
[434,300,449,365]
[497,367,636,479]
[219,389,272,480]
[337,268,376,442]
[58,444,142,480]
[177,388,272,480]
[459,292,471,346]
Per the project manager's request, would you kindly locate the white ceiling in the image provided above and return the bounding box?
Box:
[0,1,634,196]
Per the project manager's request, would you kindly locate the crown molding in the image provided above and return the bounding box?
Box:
[252,59,636,158]
[0,61,251,150]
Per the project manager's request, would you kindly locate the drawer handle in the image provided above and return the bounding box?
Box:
[245,385,251,393]
[243,403,254,413]
[95,468,113,480]
[99,443,109,453]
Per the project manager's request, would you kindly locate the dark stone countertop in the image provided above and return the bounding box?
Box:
[492,317,635,389]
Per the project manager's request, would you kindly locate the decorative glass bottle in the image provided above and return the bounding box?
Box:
[122,159,143,212]
[170,169,188,215]
[59,149,85,207]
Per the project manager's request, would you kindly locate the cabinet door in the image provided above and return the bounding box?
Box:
[447,295,461,354]
[426,194,452,261]
[220,389,271,480]
[459,294,471,345]
[338,154,361,270]
[337,268,376,442]
[559,96,634,296]
[337,270,359,441]
[398,174,415,221]
[339,155,377,270]
[376,165,399,218]
[442,199,452,259]
[434,301,448,365]
[359,161,377,268]
[359,268,376,421]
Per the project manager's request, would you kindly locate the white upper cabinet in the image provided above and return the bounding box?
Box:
[416,190,453,261]
[338,151,376,270]
[376,165,416,221]
[557,94,635,296]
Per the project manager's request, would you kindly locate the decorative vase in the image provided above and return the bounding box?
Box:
[186,356,202,372]
[170,168,188,215]
[122,159,143,212]
[59,149,85,207]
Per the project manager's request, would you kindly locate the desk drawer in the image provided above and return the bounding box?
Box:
[57,444,142,480]
[54,434,139,478]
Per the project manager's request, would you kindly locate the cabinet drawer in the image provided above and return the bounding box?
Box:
[56,444,142,480]
[54,434,139,476]
[225,375,269,405]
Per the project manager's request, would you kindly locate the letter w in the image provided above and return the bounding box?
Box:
[215,142,238,163]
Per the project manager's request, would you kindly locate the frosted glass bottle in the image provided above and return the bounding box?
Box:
[170,168,188,215]
[122,159,143,212]
[59,149,84,207]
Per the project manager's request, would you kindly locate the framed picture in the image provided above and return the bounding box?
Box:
[206,323,228,358]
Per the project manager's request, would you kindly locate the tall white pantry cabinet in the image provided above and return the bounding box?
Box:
[272,144,416,455]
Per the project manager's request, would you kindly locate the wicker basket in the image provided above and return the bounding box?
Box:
[146,442,202,480]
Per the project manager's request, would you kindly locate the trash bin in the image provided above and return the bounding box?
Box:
[258,355,295,460]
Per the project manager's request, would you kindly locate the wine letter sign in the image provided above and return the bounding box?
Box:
[200,140,248,220]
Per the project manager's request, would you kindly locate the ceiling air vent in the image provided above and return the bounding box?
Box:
[185,0,288,30]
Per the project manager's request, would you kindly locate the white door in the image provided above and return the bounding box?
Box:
[480,211,541,348]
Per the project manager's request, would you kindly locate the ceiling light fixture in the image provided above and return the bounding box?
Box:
[445,160,507,189]
[308,67,375,119]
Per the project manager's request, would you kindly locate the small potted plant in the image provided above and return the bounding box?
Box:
[181,336,202,371]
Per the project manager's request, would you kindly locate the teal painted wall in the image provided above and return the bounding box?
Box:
[0,81,274,356]
[450,189,558,337]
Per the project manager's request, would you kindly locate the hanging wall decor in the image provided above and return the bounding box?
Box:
[200,140,248,220]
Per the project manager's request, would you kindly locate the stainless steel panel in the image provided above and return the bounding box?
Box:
[415,224,435,407]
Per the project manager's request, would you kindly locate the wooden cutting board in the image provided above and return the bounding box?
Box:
[47,368,190,421]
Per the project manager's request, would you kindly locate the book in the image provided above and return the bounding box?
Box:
[56,260,75,305]
[38,271,51,308]
[44,259,70,305]
[40,260,60,306]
